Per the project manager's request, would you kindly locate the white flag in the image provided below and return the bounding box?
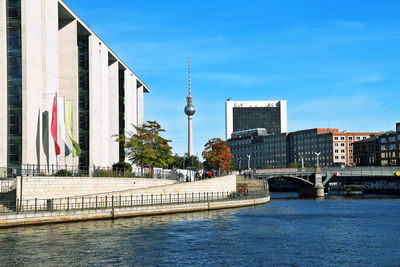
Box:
[57,97,72,156]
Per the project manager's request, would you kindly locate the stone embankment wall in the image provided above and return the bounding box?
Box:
[16,176,176,200]
[87,175,237,197]
[0,196,270,228]
[16,175,237,204]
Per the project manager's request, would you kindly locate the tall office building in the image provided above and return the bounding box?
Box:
[225,100,287,140]
[0,0,149,173]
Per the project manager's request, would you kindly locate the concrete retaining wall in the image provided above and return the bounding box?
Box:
[88,175,237,197]
[16,176,177,200]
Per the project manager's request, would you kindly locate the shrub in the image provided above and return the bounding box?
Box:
[112,162,132,173]
[54,169,72,177]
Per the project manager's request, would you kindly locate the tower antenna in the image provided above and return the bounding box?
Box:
[188,57,191,96]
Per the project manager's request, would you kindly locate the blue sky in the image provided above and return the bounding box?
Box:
[65,0,400,157]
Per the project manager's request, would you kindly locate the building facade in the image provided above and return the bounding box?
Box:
[331,132,380,166]
[225,100,287,140]
[228,127,382,169]
[353,136,380,166]
[228,129,288,169]
[0,0,149,173]
[379,131,397,166]
[288,128,337,167]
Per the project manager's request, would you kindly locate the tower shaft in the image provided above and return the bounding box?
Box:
[188,116,193,156]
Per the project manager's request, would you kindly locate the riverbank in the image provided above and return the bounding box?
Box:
[0,196,270,228]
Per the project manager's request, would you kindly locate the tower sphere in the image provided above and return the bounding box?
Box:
[185,104,196,116]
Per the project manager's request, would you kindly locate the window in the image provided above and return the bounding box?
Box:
[340,137,345,140]
[341,156,345,159]
[389,136,395,143]
[334,137,338,140]
[349,149,353,153]
[381,137,387,143]
[389,144,396,150]
[334,143,338,147]
[341,143,345,147]
[348,136,353,140]
[341,150,345,153]
[335,150,338,153]
[349,156,353,159]
[356,137,361,140]
[380,145,386,151]
[335,156,339,159]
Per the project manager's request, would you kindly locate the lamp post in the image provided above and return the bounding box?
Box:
[299,154,305,172]
[237,157,242,170]
[247,154,251,170]
[314,152,321,167]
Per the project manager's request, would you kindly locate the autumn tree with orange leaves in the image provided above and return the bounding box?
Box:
[202,138,233,172]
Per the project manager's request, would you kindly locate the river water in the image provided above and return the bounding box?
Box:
[0,193,399,266]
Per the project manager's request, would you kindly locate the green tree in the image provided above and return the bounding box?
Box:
[117,121,173,175]
[289,162,300,168]
[262,164,273,169]
[168,154,203,169]
[202,138,233,172]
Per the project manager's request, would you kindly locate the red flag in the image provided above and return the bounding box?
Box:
[51,96,61,155]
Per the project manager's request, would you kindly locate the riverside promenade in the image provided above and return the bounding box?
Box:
[0,175,270,228]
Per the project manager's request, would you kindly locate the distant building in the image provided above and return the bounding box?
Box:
[228,127,382,169]
[353,136,380,166]
[228,129,288,169]
[288,128,337,167]
[379,131,397,166]
[331,132,381,166]
[225,100,287,140]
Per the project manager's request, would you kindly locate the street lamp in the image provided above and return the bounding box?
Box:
[299,154,305,169]
[314,152,321,167]
[247,154,251,170]
[237,157,242,170]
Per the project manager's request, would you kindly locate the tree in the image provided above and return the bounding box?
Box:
[117,121,173,175]
[289,162,300,168]
[262,164,273,169]
[168,154,204,169]
[202,138,233,172]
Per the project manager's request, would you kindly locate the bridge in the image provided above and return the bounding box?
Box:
[253,166,400,198]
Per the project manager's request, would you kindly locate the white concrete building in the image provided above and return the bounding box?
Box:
[225,100,287,140]
[0,0,149,174]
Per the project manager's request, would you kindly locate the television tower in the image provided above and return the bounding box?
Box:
[184,57,195,156]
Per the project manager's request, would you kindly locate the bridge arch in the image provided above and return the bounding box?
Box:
[256,174,314,186]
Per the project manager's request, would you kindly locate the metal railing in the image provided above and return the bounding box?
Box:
[255,166,400,177]
[0,190,269,214]
[15,164,187,180]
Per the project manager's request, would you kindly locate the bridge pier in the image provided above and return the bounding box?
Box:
[298,166,325,198]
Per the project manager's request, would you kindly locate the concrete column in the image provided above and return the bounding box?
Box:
[137,84,144,126]
[22,0,46,166]
[89,36,109,167]
[59,19,78,167]
[298,166,325,198]
[108,60,119,164]
[0,0,7,167]
[124,71,138,132]
[314,166,325,198]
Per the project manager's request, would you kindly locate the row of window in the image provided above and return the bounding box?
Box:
[380,136,399,143]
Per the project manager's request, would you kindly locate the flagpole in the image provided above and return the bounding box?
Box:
[56,92,58,171]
